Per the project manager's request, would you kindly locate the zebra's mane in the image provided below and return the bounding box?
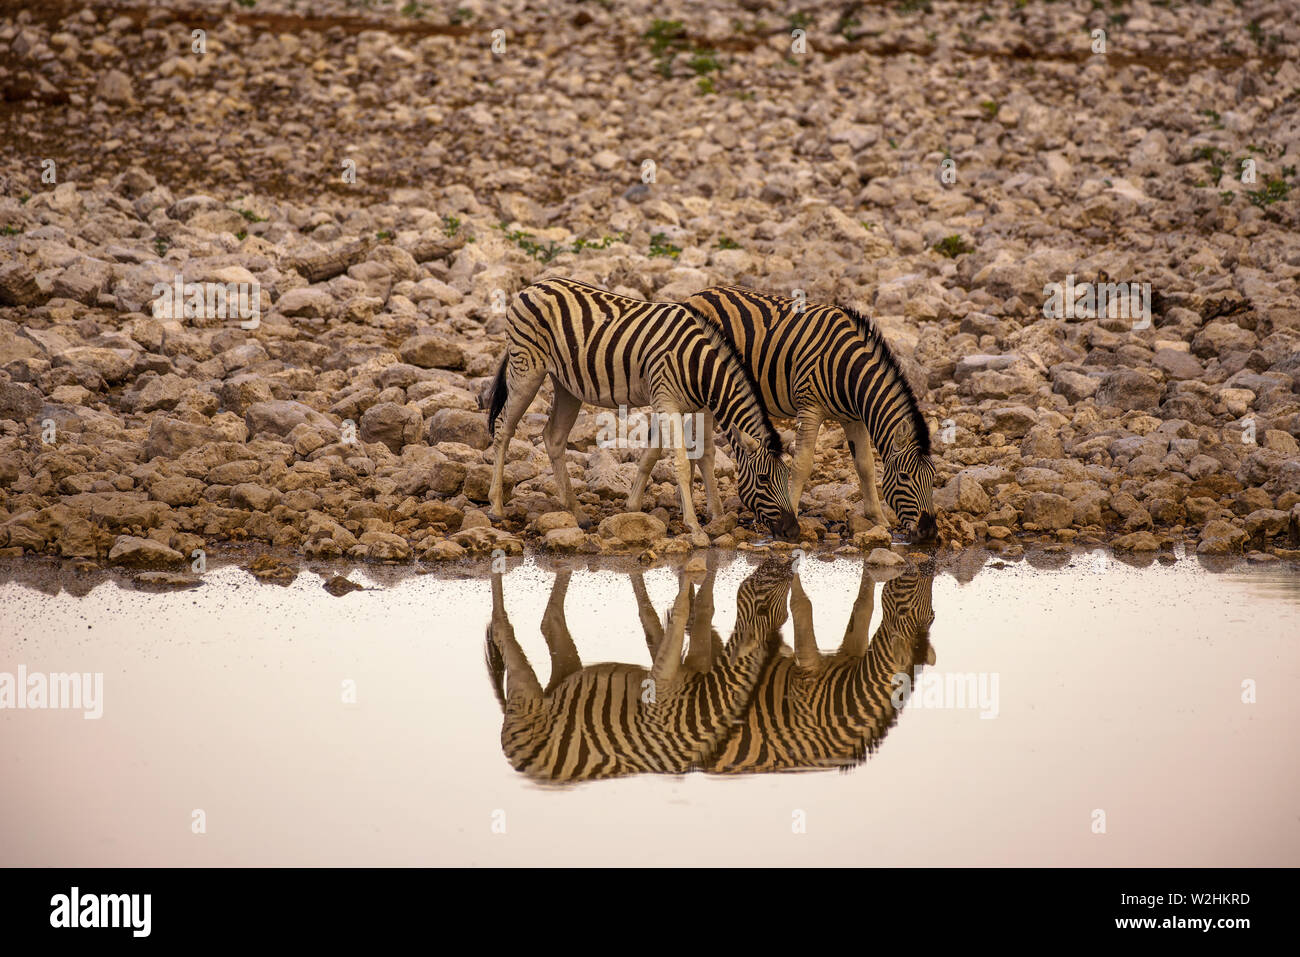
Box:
[682,303,783,455]
[834,304,932,457]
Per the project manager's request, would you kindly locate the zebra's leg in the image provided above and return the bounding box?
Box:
[488,573,543,704]
[540,568,582,694]
[789,407,825,512]
[692,411,723,523]
[652,396,709,546]
[838,559,876,657]
[488,361,546,522]
[843,419,887,527]
[790,573,823,670]
[649,572,692,692]
[684,562,717,673]
[671,439,710,547]
[543,386,588,527]
[630,571,666,658]
[627,444,665,514]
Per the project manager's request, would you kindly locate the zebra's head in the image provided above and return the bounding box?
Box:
[733,431,799,540]
[880,419,938,544]
[731,559,792,656]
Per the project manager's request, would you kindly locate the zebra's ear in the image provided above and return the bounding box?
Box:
[735,430,761,455]
[890,418,916,454]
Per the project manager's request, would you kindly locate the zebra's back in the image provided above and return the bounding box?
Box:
[706,574,935,774]
[500,646,774,784]
[510,278,698,409]
[686,285,865,419]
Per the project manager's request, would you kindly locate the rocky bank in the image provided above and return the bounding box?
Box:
[1,0,1299,574]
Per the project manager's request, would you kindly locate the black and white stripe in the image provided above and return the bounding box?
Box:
[486,277,797,541]
[483,564,782,784]
[705,568,936,774]
[683,285,937,542]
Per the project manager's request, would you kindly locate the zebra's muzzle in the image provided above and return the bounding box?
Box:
[775,512,800,541]
[909,511,938,545]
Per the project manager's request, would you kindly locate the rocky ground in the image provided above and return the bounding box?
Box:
[1,0,1299,580]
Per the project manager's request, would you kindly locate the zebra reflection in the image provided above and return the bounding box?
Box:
[484,561,935,783]
[484,559,787,784]
[706,567,936,774]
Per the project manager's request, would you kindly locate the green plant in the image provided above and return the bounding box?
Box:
[1245,175,1290,208]
[442,214,461,237]
[1,225,21,235]
[236,229,247,240]
[645,19,686,56]
[237,208,266,223]
[494,223,564,263]
[688,49,722,75]
[154,236,170,256]
[570,233,626,252]
[696,77,716,95]
[980,99,999,120]
[649,232,681,259]
[376,230,395,241]
[714,235,740,250]
[645,18,686,75]
[400,1,423,17]
[933,235,973,258]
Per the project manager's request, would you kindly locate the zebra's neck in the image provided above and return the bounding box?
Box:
[676,330,774,449]
[839,342,918,457]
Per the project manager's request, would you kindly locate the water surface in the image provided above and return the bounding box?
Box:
[2,551,1297,866]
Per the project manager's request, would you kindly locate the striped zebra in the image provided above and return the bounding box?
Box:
[676,286,937,543]
[705,565,936,774]
[483,560,788,784]
[486,278,798,544]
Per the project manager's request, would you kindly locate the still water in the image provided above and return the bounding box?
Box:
[2,551,1298,866]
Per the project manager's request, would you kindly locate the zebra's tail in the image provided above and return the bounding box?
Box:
[486,351,509,436]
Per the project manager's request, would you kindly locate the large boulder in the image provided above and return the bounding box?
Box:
[1094,370,1163,410]
[1022,492,1073,530]
[108,536,185,569]
[244,400,334,438]
[427,408,490,450]
[400,334,465,370]
[598,512,667,545]
[360,402,423,453]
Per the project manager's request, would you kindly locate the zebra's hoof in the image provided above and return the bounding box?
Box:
[690,530,710,548]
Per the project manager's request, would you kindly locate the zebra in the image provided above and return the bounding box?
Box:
[486,278,798,545]
[671,285,938,543]
[704,564,936,774]
[483,559,788,784]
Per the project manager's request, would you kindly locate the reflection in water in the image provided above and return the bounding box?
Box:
[707,565,935,774]
[484,559,936,784]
